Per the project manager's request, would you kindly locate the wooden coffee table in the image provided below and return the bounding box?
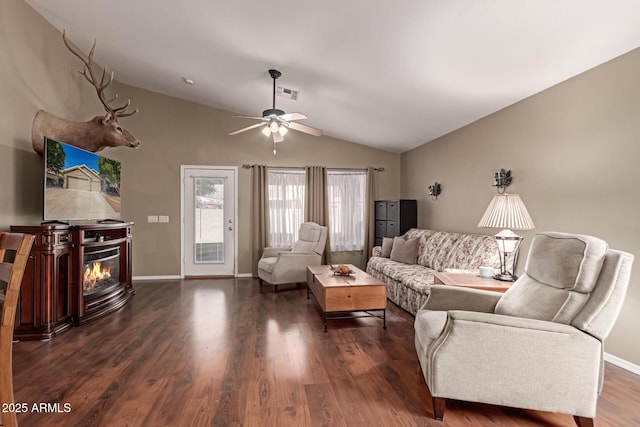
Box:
[306,264,387,332]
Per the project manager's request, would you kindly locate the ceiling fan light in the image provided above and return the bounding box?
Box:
[228,69,322,150]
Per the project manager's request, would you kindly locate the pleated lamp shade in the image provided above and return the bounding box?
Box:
[478,194,535,230]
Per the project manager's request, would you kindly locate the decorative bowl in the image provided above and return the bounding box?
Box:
[331,264,354,275]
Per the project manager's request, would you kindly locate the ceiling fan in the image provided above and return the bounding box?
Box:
[229,69,322,155]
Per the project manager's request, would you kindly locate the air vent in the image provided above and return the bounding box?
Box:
[276,86,298,101]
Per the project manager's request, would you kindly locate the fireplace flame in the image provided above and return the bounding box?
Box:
[83,262,111,292]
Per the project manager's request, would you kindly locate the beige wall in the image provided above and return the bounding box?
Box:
[401,48,640,365]
[1,0,401,277]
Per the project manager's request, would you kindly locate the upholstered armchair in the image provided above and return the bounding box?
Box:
[414,232,634,427]
[258,222,328,292]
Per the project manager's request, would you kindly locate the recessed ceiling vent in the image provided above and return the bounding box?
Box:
[277,86,298,101]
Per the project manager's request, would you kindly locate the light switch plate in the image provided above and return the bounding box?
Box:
[147,215,159,223]
[158,215,169,223]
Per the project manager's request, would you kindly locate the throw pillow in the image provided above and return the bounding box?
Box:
[390,236,419,264]
[381,237,394,258]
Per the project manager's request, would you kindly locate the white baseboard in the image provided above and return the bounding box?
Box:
[133,274,255,281]
[133,275,182,281]
[604,352,640,376]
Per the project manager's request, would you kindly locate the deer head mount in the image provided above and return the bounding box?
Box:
[32,31,141,155]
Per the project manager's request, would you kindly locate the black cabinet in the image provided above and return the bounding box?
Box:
[374,199,417,246]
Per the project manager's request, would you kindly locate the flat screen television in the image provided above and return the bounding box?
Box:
[44,137,122,222]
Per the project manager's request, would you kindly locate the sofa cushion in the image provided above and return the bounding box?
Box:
[421,231,461,271]
[381,237,394,258]
[391,237,419,264]
[403,271,436,293]
[466,236,502,269]
[401,229,436,266]
[405,228,436,242]
[366,254,390,272]
[386,263,430,285]
[495,278,590,323]
[369,257,433,290]
[525,232,607,292]
[495,232,608,323]
[417,233,432,266]
[445,234,500,270]
[293,222,323,253]
[298,223,321,242]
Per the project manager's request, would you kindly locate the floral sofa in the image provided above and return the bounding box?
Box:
[366,228,502,315]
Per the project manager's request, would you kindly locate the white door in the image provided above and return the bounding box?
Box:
[182,166,236,277]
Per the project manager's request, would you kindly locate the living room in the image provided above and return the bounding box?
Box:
[2,1,640,426]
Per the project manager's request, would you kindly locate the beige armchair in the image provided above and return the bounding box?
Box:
[258,222,328,292]
[414,232,633,427]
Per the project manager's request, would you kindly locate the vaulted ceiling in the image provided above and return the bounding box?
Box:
[26,0,640,153]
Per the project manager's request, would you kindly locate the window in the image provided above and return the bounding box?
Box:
[327,170,367,251]
[267,169,305,248]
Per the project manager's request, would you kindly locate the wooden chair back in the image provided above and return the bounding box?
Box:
[0,232,34,427]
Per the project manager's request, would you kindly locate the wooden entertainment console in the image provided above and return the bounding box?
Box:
[9,222,134,340]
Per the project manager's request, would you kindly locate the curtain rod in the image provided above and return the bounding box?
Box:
[241,164,384,172]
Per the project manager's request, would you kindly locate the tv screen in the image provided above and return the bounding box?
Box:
[44,138,122,221]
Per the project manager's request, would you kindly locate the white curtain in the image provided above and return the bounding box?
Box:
[268,169,306,248]
[327,170,367,251]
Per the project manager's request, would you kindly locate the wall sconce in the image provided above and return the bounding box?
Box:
[493,169,512,194]
[428,182,442,200]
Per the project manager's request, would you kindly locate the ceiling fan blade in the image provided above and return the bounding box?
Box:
[288,121,323,137]
[233,115,266,120]
[228,122,266,135]
[278,112,307,121]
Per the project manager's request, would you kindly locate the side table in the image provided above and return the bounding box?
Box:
[433,271,512,293]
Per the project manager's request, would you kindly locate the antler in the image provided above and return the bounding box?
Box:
[62,30,138,120]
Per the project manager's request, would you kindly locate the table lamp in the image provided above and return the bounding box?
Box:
[478,193,535,281]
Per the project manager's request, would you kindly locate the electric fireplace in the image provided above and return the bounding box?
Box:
[76,224,134,325]
[83,247,121,296]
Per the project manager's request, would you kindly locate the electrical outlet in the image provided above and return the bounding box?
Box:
[158,215,169,223]
[147,215,158,223]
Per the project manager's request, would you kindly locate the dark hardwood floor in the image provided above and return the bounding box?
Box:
[10,279,640,426]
